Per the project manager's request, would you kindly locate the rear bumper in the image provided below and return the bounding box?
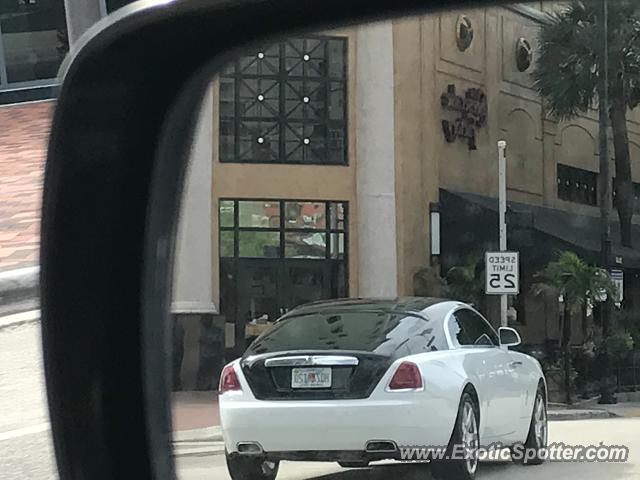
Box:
[220,395,456,453]
[263,449,399,463]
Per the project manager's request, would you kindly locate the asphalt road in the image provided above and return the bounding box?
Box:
[176,418,640,480]
[3,321,640,480]
[0,321,57,480]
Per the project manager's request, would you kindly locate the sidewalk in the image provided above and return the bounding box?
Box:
[548,399,640,420]
[0,101,52,272]
[172,391,220,431]
[171,391,224,457]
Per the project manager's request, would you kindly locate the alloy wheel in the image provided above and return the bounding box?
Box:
[461,401,479,475]
[533,396,547,448]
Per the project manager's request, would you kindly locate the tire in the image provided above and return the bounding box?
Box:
[225,450,280,480]
[338,461,369,468]
[431,391,480,480]
[511,386,547,466]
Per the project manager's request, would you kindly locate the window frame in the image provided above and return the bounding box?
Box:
[218,34,349,166]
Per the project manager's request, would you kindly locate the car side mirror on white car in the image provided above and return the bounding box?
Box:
[498,327,521,348]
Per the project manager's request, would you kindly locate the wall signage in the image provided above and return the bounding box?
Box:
[441,84,487,150]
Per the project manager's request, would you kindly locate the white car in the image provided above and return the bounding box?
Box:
[219,298,548,480]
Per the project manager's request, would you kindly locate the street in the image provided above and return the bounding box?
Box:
[176,418,640,480]
[2,321,640,480]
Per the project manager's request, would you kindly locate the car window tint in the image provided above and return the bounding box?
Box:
[451,309,499,347]
[245,310,443,357]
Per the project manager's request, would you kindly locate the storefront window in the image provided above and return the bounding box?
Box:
[219,199,349,348]
[219,36,348,165]
[220,199,347,260]
[0,0,68,86]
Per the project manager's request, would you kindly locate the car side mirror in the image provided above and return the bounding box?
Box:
[499,327,521,348]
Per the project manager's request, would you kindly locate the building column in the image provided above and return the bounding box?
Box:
[63,0,105,47]
[355,22,398,297]
[172,87,222,390]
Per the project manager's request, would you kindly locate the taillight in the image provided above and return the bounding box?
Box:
[388,361,422,390]
[219,363,242,393]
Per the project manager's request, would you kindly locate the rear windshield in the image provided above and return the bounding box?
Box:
[245,310,446,357]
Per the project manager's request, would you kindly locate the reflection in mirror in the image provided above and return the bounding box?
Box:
[166,3,640,479]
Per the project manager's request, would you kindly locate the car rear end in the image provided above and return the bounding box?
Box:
[218,308,455,462]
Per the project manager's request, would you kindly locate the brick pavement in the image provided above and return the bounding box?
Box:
[0,101,53,272]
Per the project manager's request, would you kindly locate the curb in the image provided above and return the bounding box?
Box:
[548,409,617,421]
[173,426,222,443]
[0,309,40,330]
[0,267,39,315]
[173,426,224,457]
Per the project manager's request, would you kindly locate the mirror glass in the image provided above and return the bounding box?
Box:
[169,2,639,478]
[500,327,521,346]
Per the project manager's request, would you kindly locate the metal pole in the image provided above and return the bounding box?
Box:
[498,140,508,327]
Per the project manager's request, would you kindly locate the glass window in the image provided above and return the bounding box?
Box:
[284,232,326,258]
[329,202,345,230]
[219,200,235,227]
[246,311,440,357]
[1,1,68,85]
[221,199,347,263]
[330,233,344,259]
[238,201,280,228]
[449,309,499,347]
[220,36,347,165]
[557,164,598,206]
[238,231,280,257]
[220,231,235,257]
[284,201,326,229]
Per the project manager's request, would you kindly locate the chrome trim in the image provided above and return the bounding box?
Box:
[236,442,264,455]
[365,440,398,453]
[264,355,359,367]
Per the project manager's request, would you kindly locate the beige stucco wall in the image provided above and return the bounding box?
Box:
[392,16,441,296]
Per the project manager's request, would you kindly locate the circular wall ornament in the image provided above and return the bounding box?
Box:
[456,15,474,51]
[516,37,533,72]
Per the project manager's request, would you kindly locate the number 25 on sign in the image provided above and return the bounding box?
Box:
[485,252,519,295]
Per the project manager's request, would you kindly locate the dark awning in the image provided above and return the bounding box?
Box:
[441,189,640,269]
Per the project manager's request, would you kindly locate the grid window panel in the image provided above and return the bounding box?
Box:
[220,36,347,165]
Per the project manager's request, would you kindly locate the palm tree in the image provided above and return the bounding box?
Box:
[444,253,486,313]
[534,251,617,404]
[533,0,640,247]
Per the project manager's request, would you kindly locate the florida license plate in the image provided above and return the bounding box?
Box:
[291,367,332,389]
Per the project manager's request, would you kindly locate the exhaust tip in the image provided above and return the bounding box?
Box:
[237,442,264,455]
[365,440,398,453]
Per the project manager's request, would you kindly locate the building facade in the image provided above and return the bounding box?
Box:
[169,3,640,389]
[2,1,638,388]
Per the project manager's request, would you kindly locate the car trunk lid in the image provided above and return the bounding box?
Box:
[241,350,392,400]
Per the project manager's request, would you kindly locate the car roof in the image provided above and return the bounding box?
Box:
[282,297,461,319]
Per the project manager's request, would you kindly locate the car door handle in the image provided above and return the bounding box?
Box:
[509,361,523,368]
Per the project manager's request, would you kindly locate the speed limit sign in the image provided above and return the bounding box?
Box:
[485,251,519,294]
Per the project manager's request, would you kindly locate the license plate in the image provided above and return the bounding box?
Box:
[291,367,332,389]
